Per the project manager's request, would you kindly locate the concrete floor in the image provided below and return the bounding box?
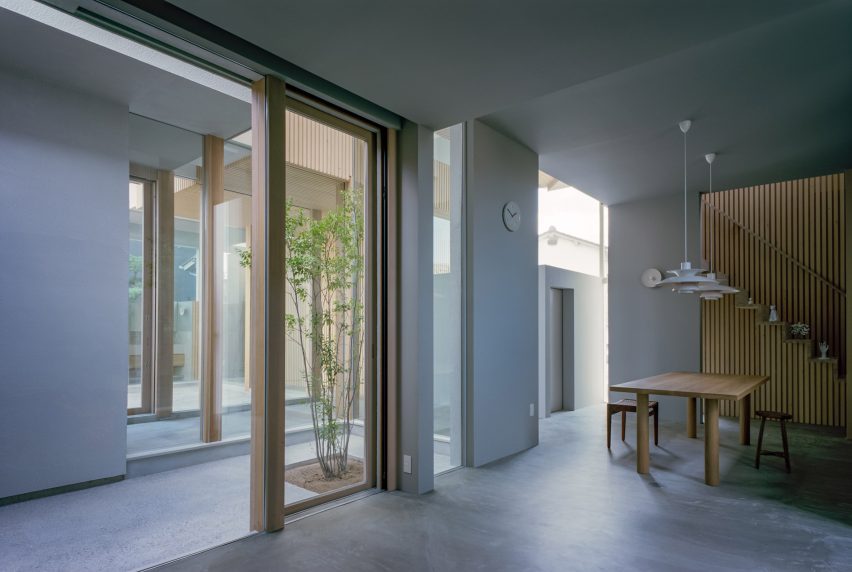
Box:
[0,456,252,572]
[156,405,852,572]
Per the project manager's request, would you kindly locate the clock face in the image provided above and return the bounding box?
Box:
[502,201,521,232]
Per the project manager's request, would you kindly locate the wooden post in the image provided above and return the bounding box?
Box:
[249,76,287,532]
[739,394,751,445]
[705,398,720,485]
[687,397,697,438]
[140,180,155,414]
[636,393,649,474]
[202,135,225,443]
[154,170,174,418]
[244,224,252,392]
[846,169,851,440]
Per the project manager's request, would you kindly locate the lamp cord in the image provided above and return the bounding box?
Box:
[708,161,713,273]
[683,129,688,262]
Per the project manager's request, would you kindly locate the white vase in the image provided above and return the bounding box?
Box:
[768,305,778,322]
[819,342,829,359]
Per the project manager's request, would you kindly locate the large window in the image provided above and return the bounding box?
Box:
[433,124,464,474]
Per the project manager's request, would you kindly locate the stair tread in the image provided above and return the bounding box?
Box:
[736,305,765,310]
[757,321,788,326]
[812,357,838,363]
[784,338,812,344]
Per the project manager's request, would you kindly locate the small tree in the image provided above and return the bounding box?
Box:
[285,188,364,478]
[129,254,143,302]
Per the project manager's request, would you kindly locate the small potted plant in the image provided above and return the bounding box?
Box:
[789,322,810,339]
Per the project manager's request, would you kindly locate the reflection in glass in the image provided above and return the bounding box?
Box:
[433,124,464,474]
[220,135,253,439]
[173,175,201,412]
[128,181,145,410]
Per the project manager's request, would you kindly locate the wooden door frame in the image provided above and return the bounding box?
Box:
[280,96,381,516]
[128,176,155,417]
[249,76,394,531]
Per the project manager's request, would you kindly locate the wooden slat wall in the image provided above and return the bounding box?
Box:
[434,160,451,220]
[700,173,846,427]
[285,110,353,180]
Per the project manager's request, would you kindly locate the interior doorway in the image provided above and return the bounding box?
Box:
[546,287,574,414]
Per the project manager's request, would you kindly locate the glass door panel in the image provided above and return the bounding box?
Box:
[173,175,201,413]
[128,180,147,411]
[217,196,252,438]
[283,104,373,510]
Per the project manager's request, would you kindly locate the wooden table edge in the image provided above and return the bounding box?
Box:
[610,375,769,401]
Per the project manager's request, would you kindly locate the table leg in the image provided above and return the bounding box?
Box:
[704,398,720,486]
[636,393,649,474]
[687,397,697,438]
[739,394,751,445]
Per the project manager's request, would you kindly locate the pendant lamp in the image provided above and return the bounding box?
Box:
[696,153,739,300]
[658,120,718,293]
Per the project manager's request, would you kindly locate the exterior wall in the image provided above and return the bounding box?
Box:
[0,71,129,498]
[538,231,602,277]
[466,120,539,467]
[538,266,604,419]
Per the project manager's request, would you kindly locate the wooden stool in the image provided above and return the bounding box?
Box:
[607,399,658,448]
[754,410,792,473]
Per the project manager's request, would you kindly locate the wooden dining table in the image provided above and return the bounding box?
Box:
[610,372,769,485]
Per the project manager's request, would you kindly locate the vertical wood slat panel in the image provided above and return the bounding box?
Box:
[701,173,845,427]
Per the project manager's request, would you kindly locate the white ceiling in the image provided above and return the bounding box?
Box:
[162,0,851,204]
[0,5,250,140]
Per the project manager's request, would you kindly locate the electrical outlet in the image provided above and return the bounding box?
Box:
[529,403,535,417]
[403,454,412,474]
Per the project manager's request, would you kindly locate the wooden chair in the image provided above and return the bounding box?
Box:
[754,410,792,473]
[607,398,658,448]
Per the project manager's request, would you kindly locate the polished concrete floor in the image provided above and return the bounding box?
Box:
[157,405,852,572]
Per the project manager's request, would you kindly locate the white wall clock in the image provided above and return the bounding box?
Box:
[641,268,663,288]
[502,201,521,232]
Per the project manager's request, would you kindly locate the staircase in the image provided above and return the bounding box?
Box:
[703,287,846,427]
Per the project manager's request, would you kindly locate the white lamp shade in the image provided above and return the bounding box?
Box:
[658,261,719,293]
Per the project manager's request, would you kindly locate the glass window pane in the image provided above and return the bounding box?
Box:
[220,134,253,439]
[433,124,464,474]
[173,174,201,413]
[128,181,145,410]
[283,109,370,506]
[127,121,202,455]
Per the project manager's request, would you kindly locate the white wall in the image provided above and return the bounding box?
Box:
[0,72,129,497]
[398,120,434,493]
[538,266,604,418]
[608,192,701,422]
[466,120,539,466]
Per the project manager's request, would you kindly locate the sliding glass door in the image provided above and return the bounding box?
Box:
[281,98,377,513]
